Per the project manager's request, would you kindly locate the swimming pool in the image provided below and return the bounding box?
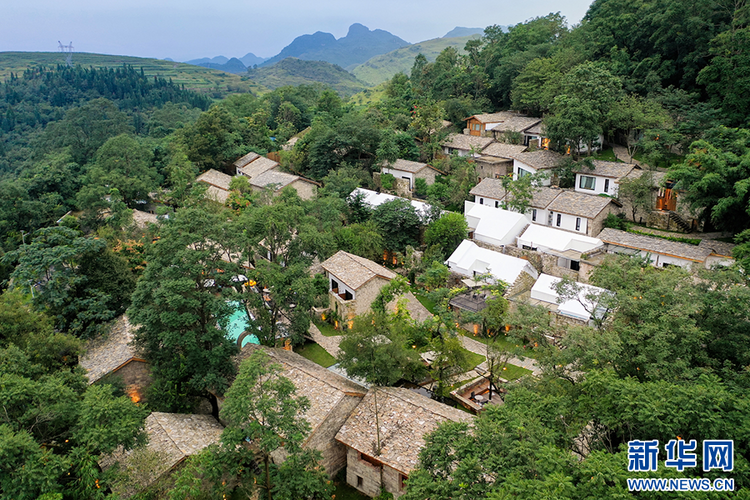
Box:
[224,301,260,347]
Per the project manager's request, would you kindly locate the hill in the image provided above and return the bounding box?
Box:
[261,23,409,70]
[246,58,367,97]
[351,35,479,86]
[443,27,485,38]
[0,52,264,96]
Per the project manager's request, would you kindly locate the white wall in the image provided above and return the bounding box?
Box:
[549,212,588,234]
[329,274,356,301]
[575,174,618,196]
[513,160,551,186]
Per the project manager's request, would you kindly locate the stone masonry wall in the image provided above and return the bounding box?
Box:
[353,278,390,317]
[416,168,438,185]
[306,395,363,477]
[345,447,407,498]
[111,360,152,402]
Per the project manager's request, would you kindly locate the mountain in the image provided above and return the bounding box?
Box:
[443,27,484,38]
[185,55,230,65]
[240,52,266,67]
[261,23,410,70]
[351,34,480,86]
[247,57,367,96]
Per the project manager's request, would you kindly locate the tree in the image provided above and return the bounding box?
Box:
[606,95,672,158]
[334,221,384,262]
[499,172,546,214]
[129,208,240,413]
[511,57,562,115]
[617,170,655,222]
[220,349,332,500]
[371,198,422,255]
[424,212,467,257]
[179,105,248,173]
[545,95,602,157]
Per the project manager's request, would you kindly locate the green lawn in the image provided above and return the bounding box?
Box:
[462,348,485,369]
[295,342,336,368]
[498,362,533,381]
[414,292,438,315]
[313,318,341,337]
[591,147,620,162]
[460,331,539,360]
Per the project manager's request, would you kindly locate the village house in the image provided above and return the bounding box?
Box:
[470,178,562,224]
[573,160,638,197]
[234,153,279,178]
[463,111,542,145]
[335,387,473,498]
[464,200,530,247]
[350,188,436,220]
[524,122,546,149]
[247,169,320,200]
[100,412,224,498]
[321,250,397,327]
[545,190,621,237]
[196,168,233,204]
[596,228,734,270]
[441,133,494,157]
[511,149,565,186]
[515,223,604,278]
[474,143,528,179]
[381,158,444,192]
[80,315,151,404]
[230,346,367,475]
[446,239,539,296]
[528,273,612,329]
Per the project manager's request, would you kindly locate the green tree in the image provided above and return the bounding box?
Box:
[424,212,467,257]
[617,170,655,222]
[606,95,672,158]
[179,105,248,173]
[371,198,422,255]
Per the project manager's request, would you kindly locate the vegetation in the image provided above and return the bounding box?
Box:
[247,58,368,97]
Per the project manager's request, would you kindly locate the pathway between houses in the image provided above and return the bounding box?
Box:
[458,335,542,376]
[308,322,341,358]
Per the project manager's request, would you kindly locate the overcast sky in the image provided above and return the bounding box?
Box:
[2,0,594,62]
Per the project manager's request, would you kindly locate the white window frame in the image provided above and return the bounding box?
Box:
[579,175,596,190]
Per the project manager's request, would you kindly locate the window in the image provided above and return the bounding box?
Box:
[604,179,610,193]
[518,168,531,178]
[400,474,408,491]
[579,175,596,190]
[532,209,537,222]
[570,260,580,271]
[556,213,561,227]
[495,201,500,208]
[522,245,538,251]
[331,279,338,292]
[548,212,553,225]
[357,476,363,488]
[479,198,484,205]
[359,452,382,467]
[575,217,581,231]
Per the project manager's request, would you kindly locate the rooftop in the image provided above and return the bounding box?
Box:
[466,112,541,133]
[447,239,538,286]
[512,149,565,170]
[573,160,638,179]
[530,273,611,321]
[249,170,300,190]
[196,169,232,191]
[382,158,441,174]
[321,250,397,290]
[335,387,473,474]
[481,143,529,159]
[80,315,143,384]
[234,152,260,168]
[546,191,615,218]
[464,201,530,243]
[237,156,280,178]
[204,185,229,204]
[598,228,713,262]
[350,188,435,219]
[441,133,494,153]
[517,224,603,255]
[470,180,563,210]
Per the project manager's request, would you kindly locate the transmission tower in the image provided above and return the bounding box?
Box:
[58,41,74,67]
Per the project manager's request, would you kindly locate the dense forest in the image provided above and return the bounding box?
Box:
[3,0,750,498]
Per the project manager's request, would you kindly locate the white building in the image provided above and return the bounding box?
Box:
[511,150,565,186]
[573,160,638,197]
[350,188,436,220]
[517,224,603,272]
[530,273,611,323]
[447,240,539,287]
[464,201,530,247]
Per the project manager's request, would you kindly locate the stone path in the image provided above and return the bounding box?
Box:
[308,322,341,358]
[458,334,542,376]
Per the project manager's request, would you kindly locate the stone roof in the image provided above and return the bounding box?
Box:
[100,412,223,497]
[321,251,397,290]
[234,152,260,168]
[526,122,544,135]
[205,185,229,204]
[481,143,528,159]
[238,156,280,178]
[620,168,668,186]
[196,169,232,190]
[132,210,159,229]
[249,170,299,190]
[80,315,144,384]
[470,180,563,209]
[441,133,494,152]
[598,228,713,262]
[698,238,736,257]
[383,159,436,174]
[573,160,637,179]
[335,387,473,474]
[547,191,615,219]
[512,149,564,170]
[233,346,366,436]
[467,112,541,133]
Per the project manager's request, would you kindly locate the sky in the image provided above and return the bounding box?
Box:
[2,0,594,62]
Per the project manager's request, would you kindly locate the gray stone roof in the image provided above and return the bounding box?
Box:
[249,170,299,189]
[620,168,668,186]
[470,180,563,209]
[441,133,494,152]
[698,238,736,257]
[526,122,544,135]
[573,160,637,179]
[205,185,229,204]
[321,251,397,290]
[598,228,713,262]
[132,210,159,229]
[238,156,280,178]
[234,152,260,168]
[234,346,366,436]
[80,315,144,384]
[547,191,615,218]
[335,387,473,474]
[196,169,232,190]
[383,159,434,174]
[467,112,541,133]
[512,149,564,170]
[481,143,528,159]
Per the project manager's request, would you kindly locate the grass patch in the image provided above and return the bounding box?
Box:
[591,147,620,162]
[460,331,539,360]
[414,293,438,315]
[498,362,533,381]
[627,227,701,245]
[313,319,341,337]
[295,342,336,368]
[462,348,485,370]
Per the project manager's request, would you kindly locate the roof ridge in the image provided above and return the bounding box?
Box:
[151,412,188,455]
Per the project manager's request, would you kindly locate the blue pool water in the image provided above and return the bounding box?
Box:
[225,301,260,347]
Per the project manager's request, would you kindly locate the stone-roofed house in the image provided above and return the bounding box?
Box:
[441,133,494,157]
[234,151,260,170]
[597,228,733,269]
[512,150,565,186]
[464,112,541,146]
[80,315,151,403]
[248,169,320,200]
[573,160,638,197]
[236,155,280,179]
[100,412,224,498]
[228,346,367,475]
[381,159,444,191]
[321,251,397,325]
[336,387,473,498]
[546,190,620,237]
[474,143,528,179]
[196,169,233,204]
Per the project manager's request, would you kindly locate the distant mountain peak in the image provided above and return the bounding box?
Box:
[443,27,485,38]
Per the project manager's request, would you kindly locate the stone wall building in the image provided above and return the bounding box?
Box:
[381,159,444,192]
[545,190,621,237]
[335,387,474,498]
[196,169,233,204]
